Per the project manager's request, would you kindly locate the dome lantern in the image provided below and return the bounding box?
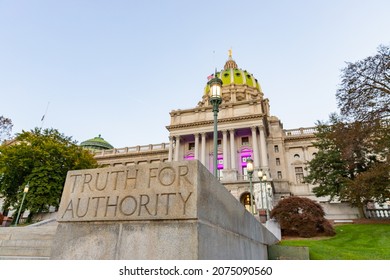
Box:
[224,49,238,70]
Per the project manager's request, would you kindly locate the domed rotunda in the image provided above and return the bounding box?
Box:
[80,135,114,151]
[198,50,264,107]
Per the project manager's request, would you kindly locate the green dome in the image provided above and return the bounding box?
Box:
[80,135,114,150]
[204,55,262,94]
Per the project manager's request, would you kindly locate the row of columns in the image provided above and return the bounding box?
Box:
[251,126,268,169]
[168,126,269,171]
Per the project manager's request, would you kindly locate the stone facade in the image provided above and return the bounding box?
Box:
[92,54,359,220]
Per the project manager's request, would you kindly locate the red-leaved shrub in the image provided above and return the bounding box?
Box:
[270,196,335,237]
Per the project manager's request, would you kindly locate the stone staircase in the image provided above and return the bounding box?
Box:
[0,220,57,260]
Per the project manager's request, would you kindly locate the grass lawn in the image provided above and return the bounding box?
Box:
[279,223,390,260]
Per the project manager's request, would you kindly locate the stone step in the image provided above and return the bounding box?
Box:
[0,228,56,241]
[0,245,52,257]
[0,255,50,260]
[0,221,57,259]
[1,232,55,240]
[0,238,53,247]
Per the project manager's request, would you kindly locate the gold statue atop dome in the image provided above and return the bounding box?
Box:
[224,48,237,70]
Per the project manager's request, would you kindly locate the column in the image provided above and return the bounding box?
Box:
[259,126,268,169]
[174,136,181,161]
[222,130,228,169]
[168,136,173,162]
[229,129,236,169]
[251,126,260,168]
[284,147,293,182]
[194,133,199,160]
[303,146,309,162]
[201,133,206,165]
[303,146,309,176]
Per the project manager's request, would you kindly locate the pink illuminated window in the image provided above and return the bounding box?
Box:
[217,154,223,170]
[210,153,224,173]
[184,153,195,161]
[240,149,253,168]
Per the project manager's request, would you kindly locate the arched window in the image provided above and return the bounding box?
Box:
[240,192,256,213]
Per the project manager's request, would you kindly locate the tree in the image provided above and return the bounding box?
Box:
[0,128,98,218]
[306,45,390,216]
[0,116,13,143]
[305,114,390,216]
[304,117,349,200]
[336,45,390,122]
[335,44,390,174]
[270,196,335,238]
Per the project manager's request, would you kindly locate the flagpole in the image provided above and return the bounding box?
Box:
[40,101,50,129]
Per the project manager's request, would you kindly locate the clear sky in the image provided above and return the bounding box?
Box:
[1,0,389,148]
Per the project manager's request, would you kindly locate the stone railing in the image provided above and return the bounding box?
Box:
[236,174,270,182]
[365,208,390,219]
[236,175,249,181]
[284,127,317,137]
[94,143,169,157]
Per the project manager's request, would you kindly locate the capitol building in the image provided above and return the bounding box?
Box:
[82,52,359,220]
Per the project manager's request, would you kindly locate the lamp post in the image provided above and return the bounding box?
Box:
[266,185,272,220]
[208,71,223,178]
[14,182,29,226]
[246,158,254,214]
[258,170,268,220]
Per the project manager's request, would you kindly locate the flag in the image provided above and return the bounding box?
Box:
[207,74,214,80]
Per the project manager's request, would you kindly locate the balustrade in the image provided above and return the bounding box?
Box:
[94,143,169,157]
[365,208,390,219]
[284,127,317,137]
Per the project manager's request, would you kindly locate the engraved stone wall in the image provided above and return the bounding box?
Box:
[51,161,278,259]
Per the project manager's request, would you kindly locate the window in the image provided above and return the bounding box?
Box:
[295,167,304,184]
[294,154,300,160]
[211,154,224,174]
[241,155,251,163]
[277,171,282,179]
[188,142,195,150]
[241,137,249,146]
[242,166,248,180]
[274,145,279,153]
[276,158,280,166]
[218,158,224,167]
[217,139,222,148]
[217,169,223,180]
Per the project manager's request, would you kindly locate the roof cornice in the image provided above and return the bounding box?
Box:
[166,114,263,131]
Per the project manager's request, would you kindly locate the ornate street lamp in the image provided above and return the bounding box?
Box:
[14,182,29,226]
[246,158,255,214]
[258,170,268,220]
[208,71,223,178]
